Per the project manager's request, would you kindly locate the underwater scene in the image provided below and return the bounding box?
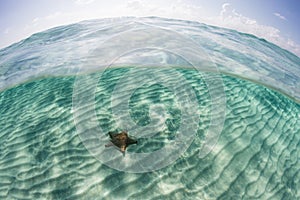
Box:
[0,17,299,199]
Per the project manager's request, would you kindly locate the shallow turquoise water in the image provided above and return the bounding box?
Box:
[0,68,299,199]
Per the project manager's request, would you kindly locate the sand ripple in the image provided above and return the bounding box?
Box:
[0,69,299,199]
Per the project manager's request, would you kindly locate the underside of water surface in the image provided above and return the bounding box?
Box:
[0,67,299,199]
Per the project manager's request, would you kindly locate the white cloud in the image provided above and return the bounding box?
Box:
[121,0,205,22]
[214,3,299,56]
[4,28,10,34]
[218,3,278,36]
[75,0,95,5]
[45,12,64,20]
[220,3,234,19]
[220,3,256,24]
[32,17,39,23]
[274,12,286,20]
[127,0,143,10]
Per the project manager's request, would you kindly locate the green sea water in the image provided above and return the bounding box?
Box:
[0,68,299,199]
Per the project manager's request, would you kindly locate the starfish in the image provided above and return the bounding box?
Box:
[105,131,138,154]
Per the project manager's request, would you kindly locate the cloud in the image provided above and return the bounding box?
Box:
[32,17,39,23]
[75,0,95,5]
[215,3,299,56]
[220,3,257,25]
[220,3,235,19]
[127,0,143,10]
[122,0,205,22]
[274,12,287,21]
[45,12,63,20]
[4,28,10,34]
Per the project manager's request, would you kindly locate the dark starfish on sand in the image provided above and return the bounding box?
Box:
[105,131,138,153]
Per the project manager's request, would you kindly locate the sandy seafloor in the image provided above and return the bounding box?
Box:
[0,17,299,199]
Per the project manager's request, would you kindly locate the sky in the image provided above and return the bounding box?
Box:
[0,0,300,56]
